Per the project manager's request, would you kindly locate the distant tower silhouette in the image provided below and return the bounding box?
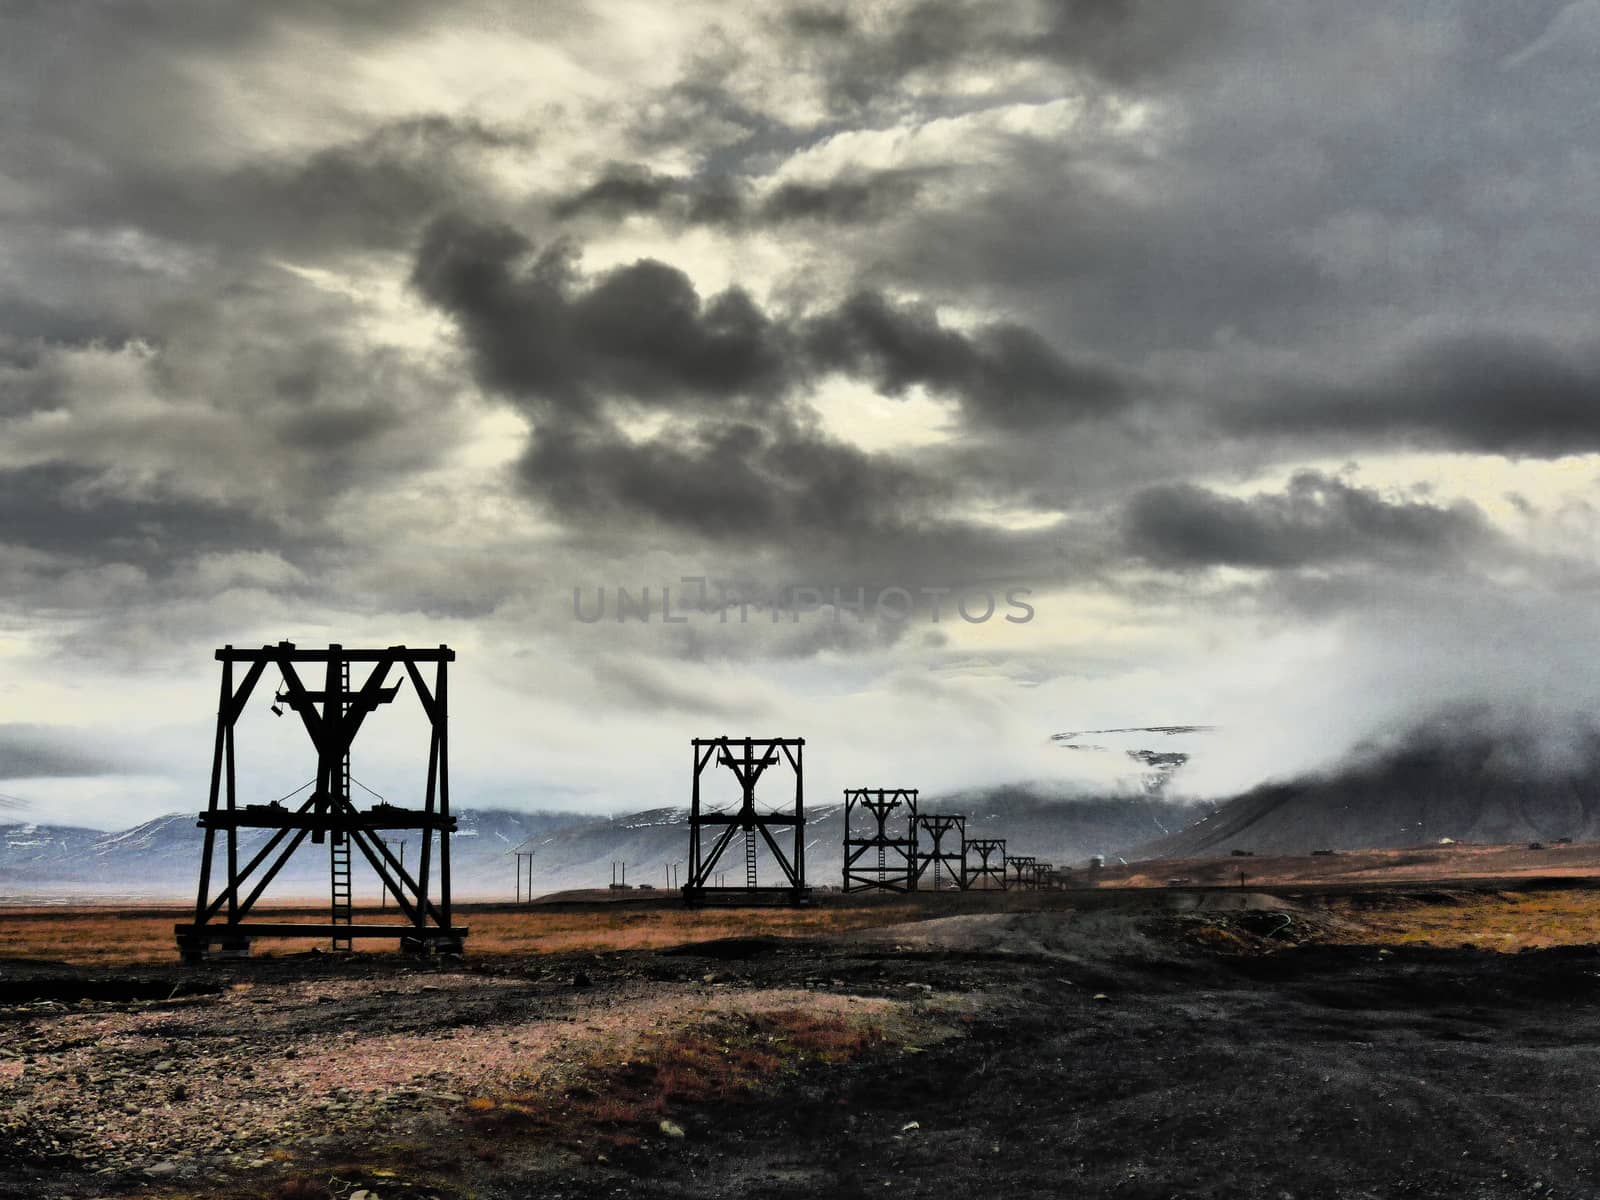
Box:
[913,813,967,891]
[683,737,809,905]
[962,837,1007,890]
[1007,855,1038,890]
[842,788,919,892]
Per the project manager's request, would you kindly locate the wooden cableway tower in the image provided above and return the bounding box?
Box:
[176,642,466,961]
[842,788,918,892]
[962,837,1007,890]
[913,813,967,891]
[683,736,809,905]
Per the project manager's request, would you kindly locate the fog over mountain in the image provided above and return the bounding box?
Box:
[4,4,1600,842]
[1131,707,1600,859]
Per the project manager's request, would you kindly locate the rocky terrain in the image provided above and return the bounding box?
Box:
[5,885,1600,1198]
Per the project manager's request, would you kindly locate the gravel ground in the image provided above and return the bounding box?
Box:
[4,892,1600,1199]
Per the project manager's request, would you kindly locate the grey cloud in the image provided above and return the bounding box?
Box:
[413,214,1139,551]
[782,0,1236,112]
[414,214,1127,433]
[804,290,1127,429]
[0,724,129,780]
[206,116,519,253]
[2,0,519,300]
[1123,471,1498,570]
[0,293,454,605]
[0,12,514,630]
[551,163,924,228]
[552,165,675,220]
[414,217,952,546]
[585,656,772,719]
[274,402,405,453]
[0,464,289,571]
[623,75,783,159]
[0,302,139,357]
[518,417,945,544]
[1015,0,1237,81]
[1229,333,1600,459]
[1,1,434,51]
[837,1,1596,380]
[1,2,442,227]
[57,116,522,259]
[413,217,790,420]
[762,176,923,223]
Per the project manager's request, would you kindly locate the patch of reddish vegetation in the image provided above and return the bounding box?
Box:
[464,1006,890,1154]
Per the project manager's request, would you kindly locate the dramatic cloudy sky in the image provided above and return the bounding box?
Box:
[4,0,1600,828]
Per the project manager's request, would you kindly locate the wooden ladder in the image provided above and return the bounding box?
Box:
[330,658,353,951]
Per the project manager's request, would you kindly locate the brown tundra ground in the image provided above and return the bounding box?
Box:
[6,875,1600,1199]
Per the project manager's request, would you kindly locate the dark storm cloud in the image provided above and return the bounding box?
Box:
[1227,333,1600,459]
[411,213,1146,549]
[763,177,921,223]
[414,214,1128,433]
[0,303,138,356]
[273,402,405,452]
[519,417,944,542]
[804,291,1127,429]
[1122,471,1497,571]
[0,724,128,780]
[415,214,952,545]
[552,165,676,219]
[413,217,790,419]
[551,163,924,228]
[0,464,288,570]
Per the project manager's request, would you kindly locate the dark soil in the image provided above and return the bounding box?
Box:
[4,893,1600,1199]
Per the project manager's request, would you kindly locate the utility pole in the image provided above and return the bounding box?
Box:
[515,851,535,903]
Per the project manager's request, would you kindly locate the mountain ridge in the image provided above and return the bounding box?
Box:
[0,791,1206,901]
[1125,721,1600,859]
